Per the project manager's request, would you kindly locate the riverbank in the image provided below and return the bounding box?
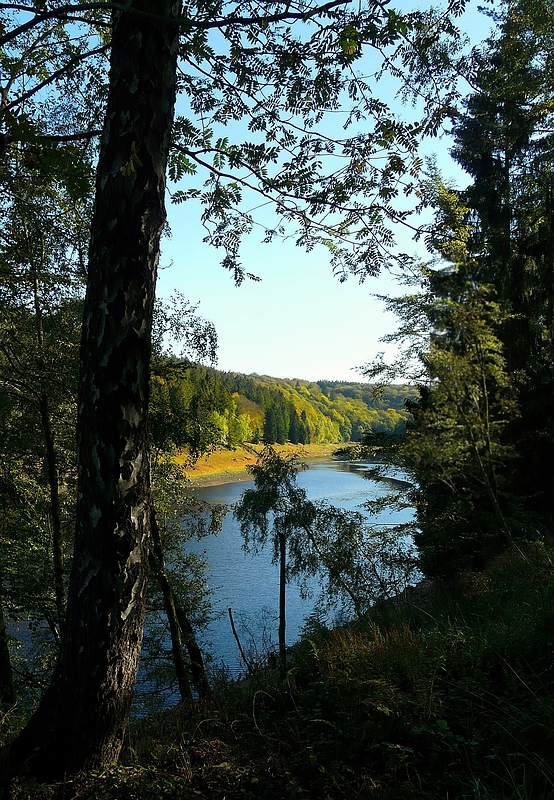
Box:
[177,443,340,487]
[14,542,554,800]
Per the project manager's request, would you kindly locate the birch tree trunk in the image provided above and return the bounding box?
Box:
[9,0,182,779]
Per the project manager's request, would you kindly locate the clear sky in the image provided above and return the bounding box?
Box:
[156,3,496,383]
[157,220,406,382]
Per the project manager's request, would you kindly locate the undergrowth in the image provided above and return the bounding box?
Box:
[8,542,554,799]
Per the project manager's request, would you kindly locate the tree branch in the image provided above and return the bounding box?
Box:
[0,0,348,49]
[1,44,109,116]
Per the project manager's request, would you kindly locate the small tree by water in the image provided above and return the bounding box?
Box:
[234,447,316,677]
[235,447,420,677]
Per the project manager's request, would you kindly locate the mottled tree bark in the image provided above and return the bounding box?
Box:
[9,0,182,779]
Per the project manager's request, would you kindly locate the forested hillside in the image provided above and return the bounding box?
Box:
[151,366,417,450]
[229,373,416,443]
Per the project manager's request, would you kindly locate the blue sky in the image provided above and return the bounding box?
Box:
[157,2,496,383]
[157,222,405,382]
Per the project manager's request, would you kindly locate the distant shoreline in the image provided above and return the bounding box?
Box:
[186,472,255,488]
[182,443,340,488]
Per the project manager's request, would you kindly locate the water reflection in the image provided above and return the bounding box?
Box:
[185,459,413,676]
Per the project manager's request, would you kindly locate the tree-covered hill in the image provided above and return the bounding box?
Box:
[151,365,418,450]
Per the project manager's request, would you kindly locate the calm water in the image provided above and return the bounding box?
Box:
[185,459,413,676]
[9,459,413,712]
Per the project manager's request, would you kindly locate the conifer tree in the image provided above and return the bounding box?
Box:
[364,0,554,574]
[449,0,554,526]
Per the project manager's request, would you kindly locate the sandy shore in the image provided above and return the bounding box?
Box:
[186,472,256,488]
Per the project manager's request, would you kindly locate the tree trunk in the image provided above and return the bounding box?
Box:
[149,510,193,703]
[32,270,66,638]
[0,582,15,706]
[8,0,182,780]
[150,509,211,699]
[39,392,66,640]
[176,602,212,699]
[278,532,287,679]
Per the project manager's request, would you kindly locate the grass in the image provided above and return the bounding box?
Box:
[8,542,554,799]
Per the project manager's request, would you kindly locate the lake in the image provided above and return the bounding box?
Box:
[183,458,413,677]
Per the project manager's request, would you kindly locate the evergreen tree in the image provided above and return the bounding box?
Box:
[361,1,554,576]
[289,407,302,444]
[300,410,311,444]
[263,406,277,445]
[449,0,554,526]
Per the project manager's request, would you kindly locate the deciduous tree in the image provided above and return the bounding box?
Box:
[234,446,315,676]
